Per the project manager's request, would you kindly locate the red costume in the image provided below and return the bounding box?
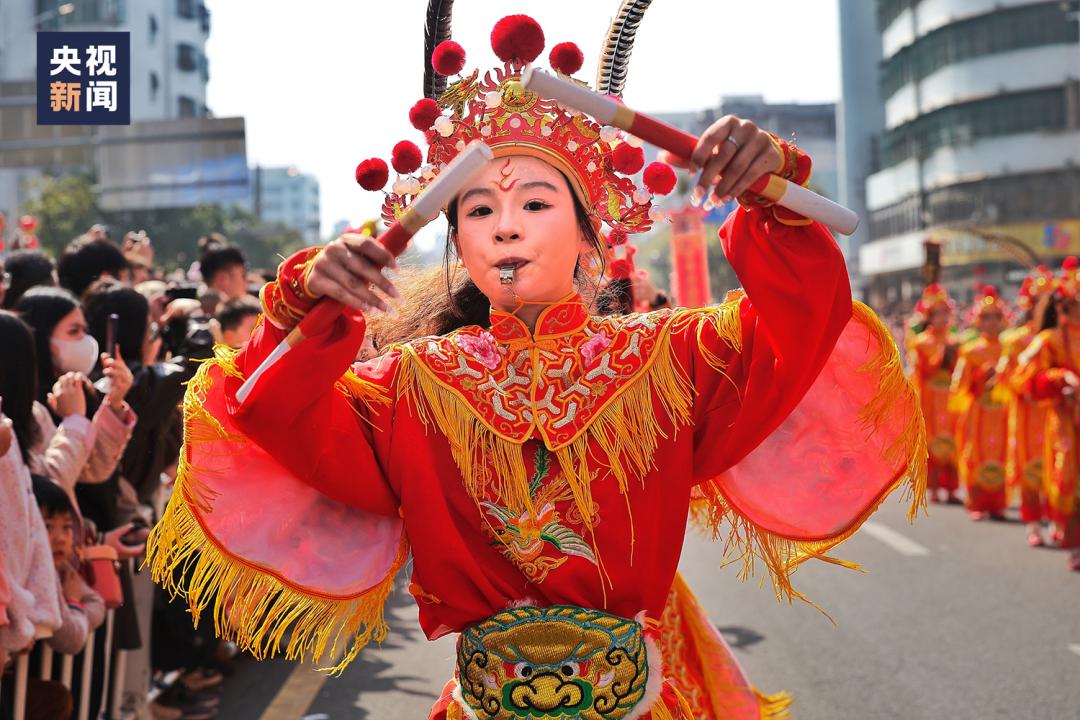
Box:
[148,11,926,719]
[999,268,1055,531]
[909,285,960,501]
[950,287,1008,517]
[1014,259,1080,567]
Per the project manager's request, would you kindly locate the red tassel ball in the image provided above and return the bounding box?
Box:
[491,15,545,63]
[609,258,633,279]
[432,41,466,76]
[391,141,423,175]
[549,42,583,75]
[355,158,389,191]
[611,143,645,175]
[643,162,677,195]
[409,98,441,131]
[607,229,629,247]
[1064,256,1079,271]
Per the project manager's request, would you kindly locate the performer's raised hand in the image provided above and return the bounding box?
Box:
[307,233,400,313]
[661,115,782,206]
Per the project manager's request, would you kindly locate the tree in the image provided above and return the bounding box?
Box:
[21,173,99,253]
[21,172,306,270]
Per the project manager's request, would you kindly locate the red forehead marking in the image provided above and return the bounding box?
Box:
[493,158,519,192]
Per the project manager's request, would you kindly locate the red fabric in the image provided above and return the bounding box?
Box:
[1031,371,1068,400]
[226,205,851,641]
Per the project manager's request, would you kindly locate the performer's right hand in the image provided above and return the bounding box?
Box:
[307,233,400,313]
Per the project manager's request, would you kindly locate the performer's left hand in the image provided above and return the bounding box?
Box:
[662,116,781,205]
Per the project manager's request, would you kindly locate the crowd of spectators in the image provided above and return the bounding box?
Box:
[1,225,271,720]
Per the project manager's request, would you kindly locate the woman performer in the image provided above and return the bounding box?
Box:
[910,284,961,504]
[950,286,1008,520]
[998,267,1054,545]
[148,11,926,719]
[1015,257,1080,572]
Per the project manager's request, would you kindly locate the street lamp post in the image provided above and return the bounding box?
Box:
[0,2,76,75]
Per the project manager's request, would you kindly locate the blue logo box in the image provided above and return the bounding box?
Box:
[37,31,130,125]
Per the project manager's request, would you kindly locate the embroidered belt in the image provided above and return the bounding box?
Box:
[453,605,651,720]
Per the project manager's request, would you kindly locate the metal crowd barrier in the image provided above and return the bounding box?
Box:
[4,607,123,720]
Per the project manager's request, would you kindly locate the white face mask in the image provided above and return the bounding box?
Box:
[52,334,99,376]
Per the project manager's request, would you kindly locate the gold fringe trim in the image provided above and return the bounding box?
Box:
[755,689,793,719]
[147,344,405,675]
[394,302,742,545]
[694,302,928,610]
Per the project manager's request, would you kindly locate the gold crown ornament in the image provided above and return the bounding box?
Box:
[352,11,679,237]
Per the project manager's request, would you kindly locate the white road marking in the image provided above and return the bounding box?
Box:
[259,648,343,720]
[1068,644,1080,658]
[861,521,931,557]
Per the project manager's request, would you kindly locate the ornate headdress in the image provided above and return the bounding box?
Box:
[914,283,954,317]
[1058,256,1080,301]
[354,6,677,237]
[1017,265,1055,312]
[971,284,1006,319]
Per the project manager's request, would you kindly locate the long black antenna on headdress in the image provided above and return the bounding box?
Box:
[595,0,654,98]
[423,0,457,100]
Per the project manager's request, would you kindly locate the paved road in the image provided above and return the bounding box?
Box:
[217,498,1079,719]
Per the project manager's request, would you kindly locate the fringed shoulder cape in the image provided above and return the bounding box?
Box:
[148,204,926,680]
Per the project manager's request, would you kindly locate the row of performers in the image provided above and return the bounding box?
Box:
[908,260,1080,572]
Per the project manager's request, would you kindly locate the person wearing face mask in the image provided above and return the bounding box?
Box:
[14,286,137,530]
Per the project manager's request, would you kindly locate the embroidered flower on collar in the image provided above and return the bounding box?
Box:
[580,330,611,366]
[456,330,502,370]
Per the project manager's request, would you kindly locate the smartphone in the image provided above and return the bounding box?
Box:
[105,313,119,357]
[165,285,198,301]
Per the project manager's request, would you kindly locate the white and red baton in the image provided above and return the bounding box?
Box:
[522,67,859,235]
[236,141,494,403]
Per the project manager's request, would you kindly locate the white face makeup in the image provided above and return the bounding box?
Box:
[453,155,592,315]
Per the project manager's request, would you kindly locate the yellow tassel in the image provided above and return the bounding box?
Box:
[394,349,534,516]
[147,346,407,675]
[392,304,741,545]
[755,689,794,719]
[694,303,928,609]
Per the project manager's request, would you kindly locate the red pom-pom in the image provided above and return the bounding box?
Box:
[355,158,389,191]
[491,15,545,63]
[609,258,634,279]
[643,162,677,195]
[432,41,466,76]
[981,284,998,298]
[606,229,629,247]
[611,143,645,175]
[391,141,423,174]
[1064,256,1079,271]
[409,98,441,131]
[549,42,583,75]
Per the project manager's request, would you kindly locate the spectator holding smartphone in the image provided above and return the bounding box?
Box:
[14,287,137,536]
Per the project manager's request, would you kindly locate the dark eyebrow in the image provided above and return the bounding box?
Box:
[521,181,558,193]
[459,187,494,205]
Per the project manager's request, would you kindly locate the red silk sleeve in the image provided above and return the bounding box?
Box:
[228,249,401,518]
[686,206,852,483]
